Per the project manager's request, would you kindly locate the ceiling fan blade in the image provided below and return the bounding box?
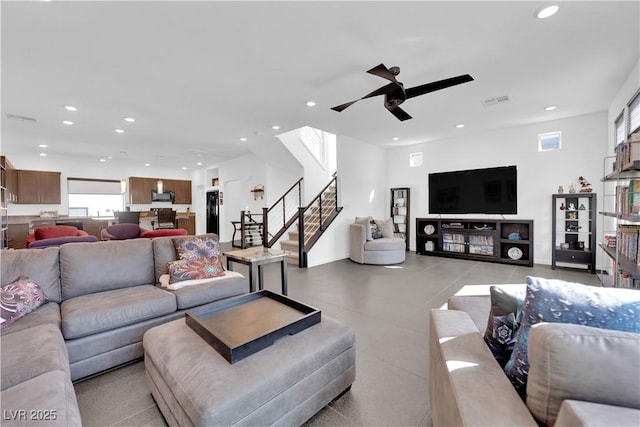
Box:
[367,63,398,83]
[331,100,359,112]
[385,104,412,121]
[331,83,398,112]
[405,74,474,99]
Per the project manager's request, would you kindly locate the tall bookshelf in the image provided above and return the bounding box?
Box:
[551,193,596,273]
[390,187,410,251]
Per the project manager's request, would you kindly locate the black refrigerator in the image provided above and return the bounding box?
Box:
[206,191,220,235]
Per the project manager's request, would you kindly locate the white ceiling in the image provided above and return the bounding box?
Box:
[2,1,639,171]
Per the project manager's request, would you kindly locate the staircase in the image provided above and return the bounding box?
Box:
[279,181,341,267]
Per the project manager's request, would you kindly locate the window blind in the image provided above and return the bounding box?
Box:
[615,112,626,145]
[67,178,121,194]
[629,91,640,135]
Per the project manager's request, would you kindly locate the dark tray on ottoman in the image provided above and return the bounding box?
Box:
[185,290,321,363]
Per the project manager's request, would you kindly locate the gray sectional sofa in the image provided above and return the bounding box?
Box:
[429,284,640,427]
[0,235,248,426]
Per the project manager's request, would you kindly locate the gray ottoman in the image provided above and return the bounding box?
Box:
[143,316,356,426]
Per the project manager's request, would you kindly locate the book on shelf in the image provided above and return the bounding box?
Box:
[604,233,617,247]
[630,180,640,214]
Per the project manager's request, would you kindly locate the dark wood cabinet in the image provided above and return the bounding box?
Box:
[177,215,196,234]
[416,217,534,267]
[16,169,61,204]
[551,193,596,273]
[129,177,192,205]
[171,180,192,205]
[1,156,17,203]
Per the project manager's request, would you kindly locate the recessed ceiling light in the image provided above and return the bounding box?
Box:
[306,101,316,107]
[536,5,558,19]
[38,144,48,148]
[456,124,465,128]
[114,129,124,133]
[181,166,188,170]
[123,117,135,123]
[239,137,247,142]
[392,137,400,141]
[144,163,151,166]
[39,153,47,157]
[99,158,107,163]
[545,105,557,111]
[272,125,280,130]
[196,162,203,166]
[64,105,77,111]
[62,120,74,125]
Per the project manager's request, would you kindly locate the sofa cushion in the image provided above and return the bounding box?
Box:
[504,276,640,399]
[60,239,155,300]
[1,323,69,390]
[1,247,62,303]
[527,323,640,426]
[0,370,82,427]
[364,237,405,251]
[103,223,143,239]
[61,285,177,339]
[483,285,525,367]
[355,216,373,240]
[374,218,395,238]
[1,277,49,329]
[169,273,248,310]
[554,400,640,427]
[28,235,98,248]
[34,225,81,240]
[0,302,60,336]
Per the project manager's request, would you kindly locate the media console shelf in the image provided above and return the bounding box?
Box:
[415,218,534,267]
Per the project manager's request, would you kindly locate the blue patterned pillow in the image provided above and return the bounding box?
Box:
[504,276,640,399]
[483,286,526,367]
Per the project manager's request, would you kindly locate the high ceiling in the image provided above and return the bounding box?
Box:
[2,1,639,171]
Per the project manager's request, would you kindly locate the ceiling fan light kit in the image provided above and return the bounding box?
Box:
[331,63,474,121]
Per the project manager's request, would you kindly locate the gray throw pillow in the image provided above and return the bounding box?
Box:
[375,218,395,238]
[355,216,373,240]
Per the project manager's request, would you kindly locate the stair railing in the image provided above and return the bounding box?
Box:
[296,172,342,267]
[262,178,303,248]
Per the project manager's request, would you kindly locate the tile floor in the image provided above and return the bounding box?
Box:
[73,251,601,426]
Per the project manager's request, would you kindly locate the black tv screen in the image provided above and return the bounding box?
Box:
[428,166,517,214]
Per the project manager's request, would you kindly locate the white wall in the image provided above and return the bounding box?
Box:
[5,153,192,216]
[190,152,301,240]
[277,128,332,204]
[306,134,387,267]
[385,112,608,266]
[608,59,640,147]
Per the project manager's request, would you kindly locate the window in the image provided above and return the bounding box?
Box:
[629,90,640,135]
[615,112,626,145]
[67,178,124,217]
[538,131,561,151]
[409,152,423,167]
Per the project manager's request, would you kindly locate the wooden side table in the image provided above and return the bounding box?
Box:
[224,247,288,295]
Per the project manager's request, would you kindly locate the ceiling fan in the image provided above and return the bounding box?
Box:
[331,63,474,121]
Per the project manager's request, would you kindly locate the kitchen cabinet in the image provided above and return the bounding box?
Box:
[16,170,61,204]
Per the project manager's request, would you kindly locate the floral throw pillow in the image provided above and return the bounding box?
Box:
[1,276,48,329]
[504,276,640,400]
[173,235,222,261]
[168,258,225,284]
[483,286,525,367]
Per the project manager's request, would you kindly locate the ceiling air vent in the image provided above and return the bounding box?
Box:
[5,113,37,123]
[482,95,510,107]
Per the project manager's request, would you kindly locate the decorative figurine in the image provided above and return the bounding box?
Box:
[557,185,564,194]
[568,183,576,193]
[578,176,593,193]
[568,203,576,210]
[579,203,586,210]
[560,202,566,210]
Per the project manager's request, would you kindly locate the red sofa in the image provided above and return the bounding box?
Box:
[26,225,96,248]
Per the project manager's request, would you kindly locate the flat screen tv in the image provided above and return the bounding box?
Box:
[428,166,517,214]
[151,190,175,203]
